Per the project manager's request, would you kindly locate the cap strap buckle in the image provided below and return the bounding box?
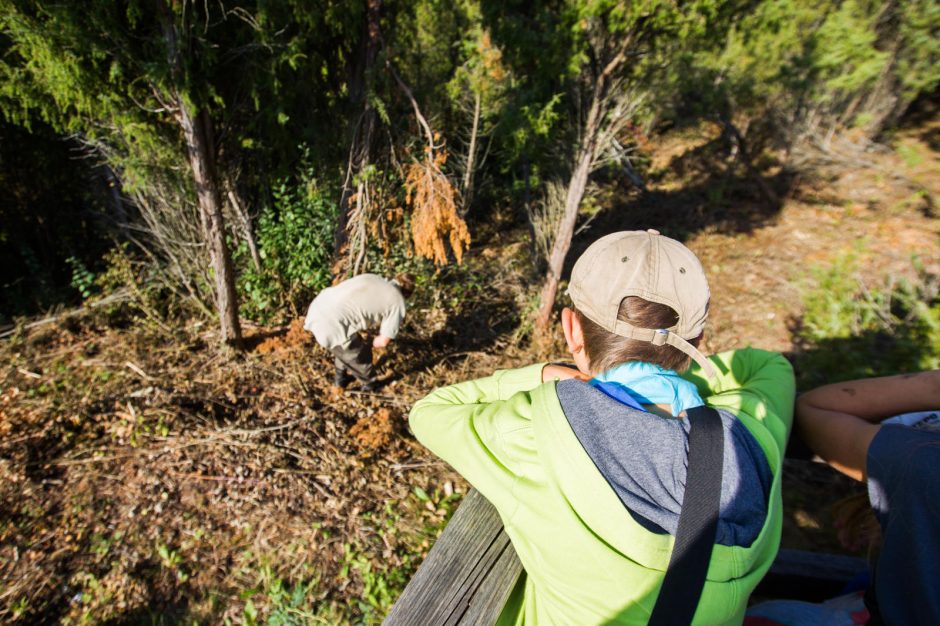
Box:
[612,321,718,380]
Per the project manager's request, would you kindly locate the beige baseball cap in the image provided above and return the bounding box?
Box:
[567,229,717,378]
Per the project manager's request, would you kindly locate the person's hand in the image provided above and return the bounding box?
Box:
[373,334,392,349]
[541,363,590,383]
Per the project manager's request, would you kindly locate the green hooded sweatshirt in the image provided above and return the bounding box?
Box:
[409,348,794,625]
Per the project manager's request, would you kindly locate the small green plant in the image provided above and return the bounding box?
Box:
[240,568,321,626]
[64,572,113,625]
[11,597,28,620]
[67,256,96,299]
[794,253,939,388]
[236,562,341,626]
[95,245,177,332]
[896,142,924,168]
[338,543,409,623]
[156,542,189,583]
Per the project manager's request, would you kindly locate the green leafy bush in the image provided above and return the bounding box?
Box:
[794,254,939,388]
[237,165,337,323]
[67,256,97,300]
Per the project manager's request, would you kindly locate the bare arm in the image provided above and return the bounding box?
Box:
[796,370,940,481]
[541,362,590,383]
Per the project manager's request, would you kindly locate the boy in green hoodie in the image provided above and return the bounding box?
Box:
[410,230,794,625]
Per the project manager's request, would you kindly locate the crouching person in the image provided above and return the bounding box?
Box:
[304,273,414,391]
[409,230,794,624]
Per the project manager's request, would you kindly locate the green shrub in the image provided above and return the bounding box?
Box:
[237,163,337,324]
[67,256,97,300]
[794,254,939,388]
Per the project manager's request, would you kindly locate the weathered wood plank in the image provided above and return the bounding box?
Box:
[456,534,521,625]
[383,489,522,626]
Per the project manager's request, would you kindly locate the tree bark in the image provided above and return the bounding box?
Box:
[533,145,594,333]
[157,0,241,344]
[178,107,242,344]
[462,89,482,210]
[334,0,382,276]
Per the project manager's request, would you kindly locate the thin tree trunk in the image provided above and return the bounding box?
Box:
[462,89,482,209]
[532,29,638,336]
[178,107,242,344]
[534,146,594,333]
[157,0,241,344]
[334,0,382,276]
[226,187,261,272]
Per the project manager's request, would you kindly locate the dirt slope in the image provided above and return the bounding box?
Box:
[1,118,937,623]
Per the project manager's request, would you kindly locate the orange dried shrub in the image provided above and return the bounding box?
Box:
[405,150,471,265]
[350,407,395,454]
[367,189,407,258]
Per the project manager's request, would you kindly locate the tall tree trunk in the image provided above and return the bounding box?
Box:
[533,145,595,333]
[532,31,637,336]
[178,106,242,344]
[462,89,482,210]
[334,0,382,276]
[157,0,240,344]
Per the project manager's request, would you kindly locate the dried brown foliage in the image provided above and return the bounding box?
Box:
[366,188,408,258]
[405,150,471,266]
[0,314,464,624]
[349,407,395,455]
[254,317,311,354]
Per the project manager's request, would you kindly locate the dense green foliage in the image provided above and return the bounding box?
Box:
[237,162,338,322]
[1,0,937,327]
[672,0,940,138]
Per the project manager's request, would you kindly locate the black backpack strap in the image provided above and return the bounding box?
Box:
[648,405,725,626]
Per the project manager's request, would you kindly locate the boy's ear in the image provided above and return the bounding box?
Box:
[561,307,584,354]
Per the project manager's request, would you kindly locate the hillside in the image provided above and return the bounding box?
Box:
[1,119,938,624]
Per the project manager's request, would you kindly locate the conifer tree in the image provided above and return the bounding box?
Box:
[0,0,243,342]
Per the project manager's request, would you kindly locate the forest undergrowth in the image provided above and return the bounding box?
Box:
[2,119,938,625]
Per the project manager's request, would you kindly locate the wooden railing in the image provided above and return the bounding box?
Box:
[383,489,522,625]
[384,487,868,626]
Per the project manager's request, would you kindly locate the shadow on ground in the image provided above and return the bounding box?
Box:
[787,310,938,391]
[394,291,521,378]
[560,134,797,280]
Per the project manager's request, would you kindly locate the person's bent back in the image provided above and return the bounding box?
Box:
[410,231,795,624]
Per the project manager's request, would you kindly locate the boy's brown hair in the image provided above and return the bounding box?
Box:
[394,273,416,298]
[576,296,702,374]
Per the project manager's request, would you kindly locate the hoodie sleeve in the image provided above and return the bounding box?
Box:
[409,363,546,513]
[683,348,795,456]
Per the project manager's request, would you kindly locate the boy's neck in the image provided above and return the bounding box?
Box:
[644,403,686,419]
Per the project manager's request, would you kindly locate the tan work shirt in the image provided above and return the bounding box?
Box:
[303,274,406,349]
